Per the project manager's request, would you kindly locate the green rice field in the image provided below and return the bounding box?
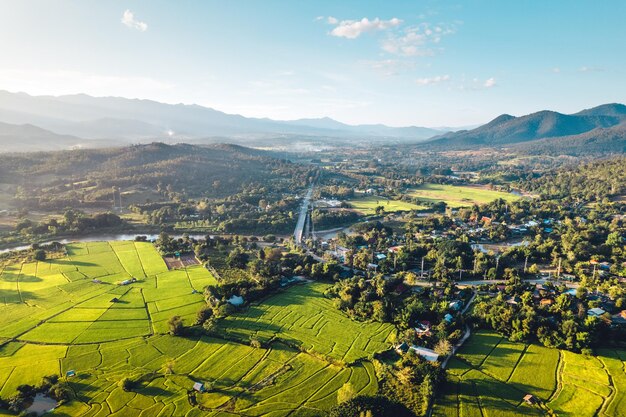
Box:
[218,282,395,364]
[408,183,522,208]
[0,241,384,416]
[433,330,626,417]
[346,195,425,215]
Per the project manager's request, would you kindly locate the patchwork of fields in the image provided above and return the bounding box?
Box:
[432,330,626,417]
[408,184,521,208]
[218,282,395,364]
[0,241,215,344]
[0,242,386,416]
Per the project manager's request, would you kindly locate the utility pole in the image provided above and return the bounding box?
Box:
[421,256,425,280]
[524,255,529,273]
[495,256,500,278]
[557,258,562,280]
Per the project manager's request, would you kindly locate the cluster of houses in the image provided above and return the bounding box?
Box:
[485,283,626,326]
[392,297,465,362]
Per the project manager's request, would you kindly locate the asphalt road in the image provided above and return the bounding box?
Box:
[294,184,314,244]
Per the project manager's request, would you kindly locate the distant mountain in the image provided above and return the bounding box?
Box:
[0,121,122,153]
[428,103,626,149]
[0,90,444,145]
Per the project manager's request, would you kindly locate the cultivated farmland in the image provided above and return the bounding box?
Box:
[346,195,425,215]
[408,183,521,208]
[432,330,626,417]
[217,281,396,364]
[0,241,385,416]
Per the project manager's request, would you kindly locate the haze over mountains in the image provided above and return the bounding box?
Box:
[0,90,445,151]
[0,90,624,154]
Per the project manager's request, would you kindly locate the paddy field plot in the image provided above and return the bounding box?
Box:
[345,195,425,215]
[433,330,626,417]
[408,183,521,208]
[1,333,379,416]
[0,241,217,343]
[218,282,395,363]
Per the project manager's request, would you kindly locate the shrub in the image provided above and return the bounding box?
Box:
[337,383,357,404]
[119,377,134,392]
[196,305,213,325]
[167,316,184,336]
[33,249,47,261]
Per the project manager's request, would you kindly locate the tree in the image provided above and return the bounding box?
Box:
[227,247,249,269]
[420,375,433,413]
[167,316,184,336]
[196,305,213,325]
[119,377,134,392]
[606,231,622,247]
[434,339,453,356]
[249,337,262,348]
[337,382,357,404]
[404,271,419,285]
[33,249,46,261]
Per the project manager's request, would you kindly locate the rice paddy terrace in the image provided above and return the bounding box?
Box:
[0,241,391,416]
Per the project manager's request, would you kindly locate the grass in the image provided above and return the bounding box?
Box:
[435,330,626,417]
[346,195,425,215]
[408,183,521,208]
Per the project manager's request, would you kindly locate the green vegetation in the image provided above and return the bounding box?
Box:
[0,241,387,416]
[408,183,521,208]
[433,330,626,417]
[346,195,425,215]
[217,282,395,364]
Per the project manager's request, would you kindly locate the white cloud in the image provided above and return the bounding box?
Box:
[552,67,561,73]
[483,77,496,88]
[327,16,338,24]
[579,66,604,72]
[121,10,148,32]
[416,75,450,86]
[381,23,455,57]
[330,17,402,39]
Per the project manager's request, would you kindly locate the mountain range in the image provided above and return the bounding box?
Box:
[0,90,445,151]
[427,103,626,153]
[0,89,624,154]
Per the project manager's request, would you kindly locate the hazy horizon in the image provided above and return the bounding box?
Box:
[0,0,624,127]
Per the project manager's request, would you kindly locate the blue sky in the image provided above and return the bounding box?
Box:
[0,0,624,126]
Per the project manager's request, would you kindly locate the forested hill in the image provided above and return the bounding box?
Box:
[426,103,626,151]
[517,155,626,200]
[511,122,626,156]
[0,142,316,210]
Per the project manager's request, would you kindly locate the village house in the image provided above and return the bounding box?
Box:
[414,321,432,337]
[409,346,440,362]
[587,307,606,317]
